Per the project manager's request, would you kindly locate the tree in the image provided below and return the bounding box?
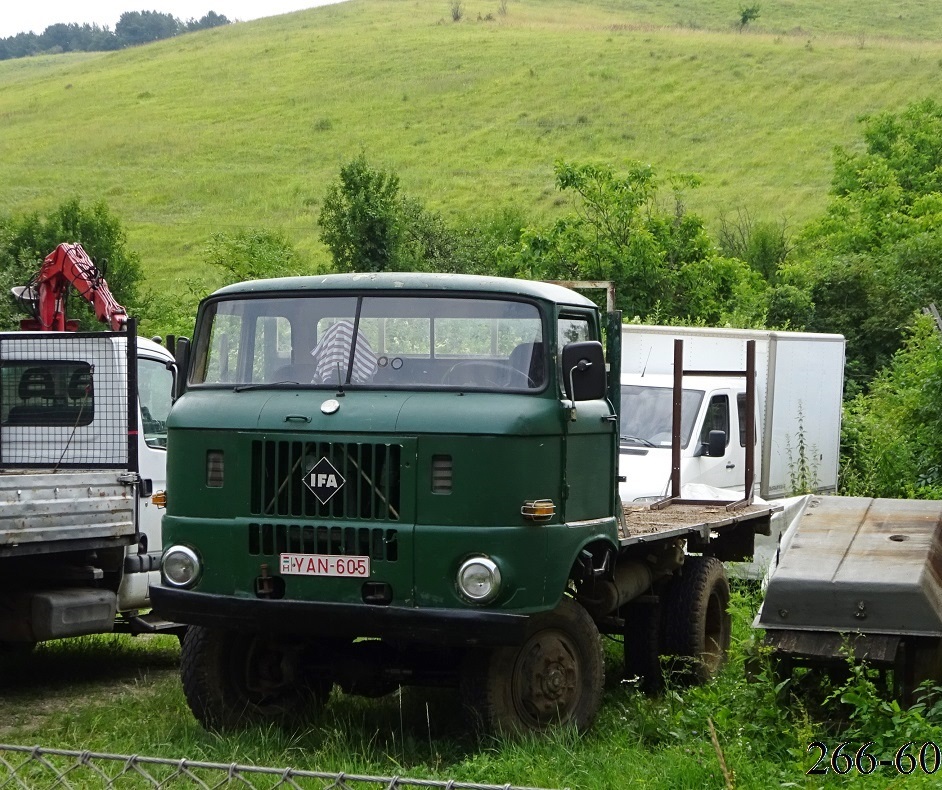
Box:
[0,32,40,60]
[509,161,667,316]
[318,155,405,273]
[39,24,78,53]
[185,12,230,32]
[115,11,181,47]
[319,154,525,276]
[717,209,790,282]
[786,99,942,388]
[505,160,767,325]
[0,10,228,60]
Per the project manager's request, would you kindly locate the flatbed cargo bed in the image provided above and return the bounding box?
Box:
[620,501,777,546]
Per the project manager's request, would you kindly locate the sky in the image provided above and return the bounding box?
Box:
[0,0,347,38]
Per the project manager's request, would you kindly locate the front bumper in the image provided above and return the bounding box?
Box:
[150,585,531,647]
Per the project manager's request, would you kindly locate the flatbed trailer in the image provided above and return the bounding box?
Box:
[756,495,942,702]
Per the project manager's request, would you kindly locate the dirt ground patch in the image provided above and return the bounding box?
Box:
[0,635,180,741]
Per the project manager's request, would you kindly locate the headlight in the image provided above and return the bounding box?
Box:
[456,556,502,604]
[161,545,201,588]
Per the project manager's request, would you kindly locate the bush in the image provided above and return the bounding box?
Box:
[840,315,942,498]
[202,229,301,282]
[718,209,790,282]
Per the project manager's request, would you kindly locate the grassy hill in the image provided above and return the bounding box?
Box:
[1,0,942,282]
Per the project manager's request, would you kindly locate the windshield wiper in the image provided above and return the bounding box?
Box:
[620,435,656,448]
[233,380,303,392]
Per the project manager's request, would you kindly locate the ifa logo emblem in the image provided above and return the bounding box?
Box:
[304,457,346,504]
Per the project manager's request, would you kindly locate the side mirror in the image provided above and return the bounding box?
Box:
[702,429,727,458]
[561,341,606,401]
[173,337,190,400]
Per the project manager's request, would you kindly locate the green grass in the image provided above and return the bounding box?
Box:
[1,0,942,290]
[3,586,941,789]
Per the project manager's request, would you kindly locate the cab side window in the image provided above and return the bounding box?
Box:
[557,315,593,394]
[138,358,173,449]
[700,394,730,447]
[736,392,757,447]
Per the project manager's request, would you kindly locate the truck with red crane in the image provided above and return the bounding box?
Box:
[0,243,179,651]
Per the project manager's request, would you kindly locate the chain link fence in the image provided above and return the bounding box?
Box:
[0,745,562,790]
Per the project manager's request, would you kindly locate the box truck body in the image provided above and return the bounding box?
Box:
[619,325,845,504]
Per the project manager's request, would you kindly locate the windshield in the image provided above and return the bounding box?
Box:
[619,385,704,448]
[191,294,546,391]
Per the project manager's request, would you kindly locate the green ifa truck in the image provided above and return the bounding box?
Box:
[151,273,775,733]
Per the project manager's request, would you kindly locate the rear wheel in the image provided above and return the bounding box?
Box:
[461,597,604,733]
[660,555,731,684]
[180,626,331,731]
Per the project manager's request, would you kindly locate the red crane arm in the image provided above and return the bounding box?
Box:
[24,243,128,332]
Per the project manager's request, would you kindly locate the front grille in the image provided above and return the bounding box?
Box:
[248,523,399,562]
[250,440,402,521]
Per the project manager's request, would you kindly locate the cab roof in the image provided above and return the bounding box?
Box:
[209,272,597,309]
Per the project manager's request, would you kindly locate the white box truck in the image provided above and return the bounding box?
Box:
[618,325,845,579]
[619,325,845,504]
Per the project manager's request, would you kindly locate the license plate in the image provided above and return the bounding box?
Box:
[280,553,370,578]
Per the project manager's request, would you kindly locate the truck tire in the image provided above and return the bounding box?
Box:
[460,597,604,733]
[660,555,731,685]
[180,625,330,731]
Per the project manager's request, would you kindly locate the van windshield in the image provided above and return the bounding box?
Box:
[190,294,547,392]
[619,385,704,449]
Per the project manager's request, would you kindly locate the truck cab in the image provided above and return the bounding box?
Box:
[156,274,617,615]
[118,336,175,610]
[619,372,759,503]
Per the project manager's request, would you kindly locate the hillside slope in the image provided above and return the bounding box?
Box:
[1,0,941,279]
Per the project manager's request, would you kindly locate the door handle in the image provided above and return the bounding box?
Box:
[725,462,736,469]
[285,414,312,423]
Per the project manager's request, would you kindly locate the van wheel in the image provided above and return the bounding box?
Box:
[460,597,604,733]
[180,626,330,731]
[660,555,731,684]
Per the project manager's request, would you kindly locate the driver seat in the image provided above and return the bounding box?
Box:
[508,342,545,388]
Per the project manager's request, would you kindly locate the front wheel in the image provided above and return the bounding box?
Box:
[461,597,604,733]
[180,626,331,731]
